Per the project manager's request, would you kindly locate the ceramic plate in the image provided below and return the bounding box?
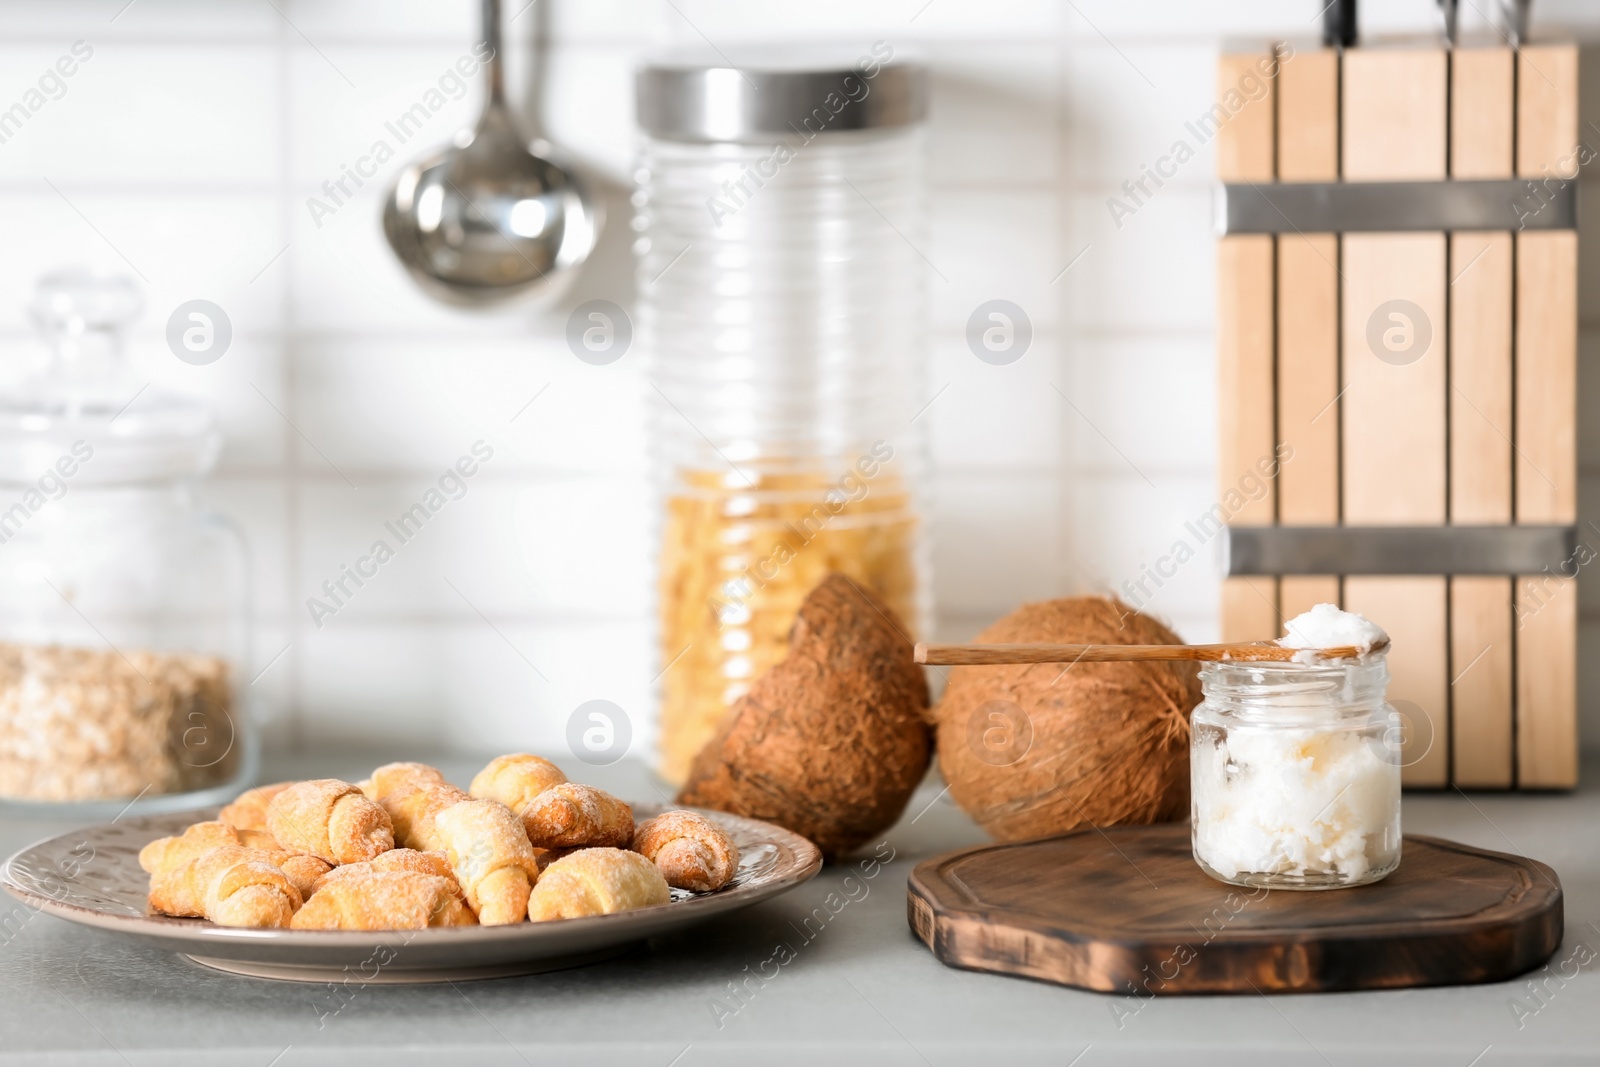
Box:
[1,803,821,983]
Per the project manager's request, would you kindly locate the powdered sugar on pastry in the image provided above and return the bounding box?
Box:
[218,781,294,832]
[266,779,394,864]
[292,870,475,930]
[311,848,457,895]
[432,798,540,925]
[469,754,568,817]
[632,810,739,892]
[138,820,240,875]
[148,845,302,927]
[520,783,633,849]
[528,848,669,920]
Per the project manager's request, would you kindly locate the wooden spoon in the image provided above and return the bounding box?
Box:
[913,638,1388,666]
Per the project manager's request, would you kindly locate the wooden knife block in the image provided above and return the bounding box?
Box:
[1216,40,1578,790]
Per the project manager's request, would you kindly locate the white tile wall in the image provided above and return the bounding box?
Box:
[3,0,1600,759]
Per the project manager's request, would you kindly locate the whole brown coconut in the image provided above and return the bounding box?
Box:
[932,596,1197,843]
[677,573,931,858]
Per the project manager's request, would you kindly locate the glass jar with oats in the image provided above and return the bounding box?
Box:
[635,47,931,783]
[0,271,254,814]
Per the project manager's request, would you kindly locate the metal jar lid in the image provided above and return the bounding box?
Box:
[637,44,927,143]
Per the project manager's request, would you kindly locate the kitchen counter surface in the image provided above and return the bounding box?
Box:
[2,751,1598,1067]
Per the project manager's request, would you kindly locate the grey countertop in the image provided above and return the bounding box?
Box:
[2,751,1598,1067]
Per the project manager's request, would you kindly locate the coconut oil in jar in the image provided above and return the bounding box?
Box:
[1190,624,1401,889]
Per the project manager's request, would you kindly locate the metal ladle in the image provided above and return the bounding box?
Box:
[383,0,598,308]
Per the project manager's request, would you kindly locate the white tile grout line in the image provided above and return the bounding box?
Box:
[273,9,305,750]
[1053,17,1076,604]
[0,177,1352,196]
[0,31,1277,48]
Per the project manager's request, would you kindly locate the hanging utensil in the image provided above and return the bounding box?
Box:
[383,0,599,308]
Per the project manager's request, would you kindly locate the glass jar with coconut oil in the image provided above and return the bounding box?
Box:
[1190,656,1401,889]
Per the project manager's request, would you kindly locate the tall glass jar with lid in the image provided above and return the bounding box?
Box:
[0,271,253,815]
[635,47,931,784]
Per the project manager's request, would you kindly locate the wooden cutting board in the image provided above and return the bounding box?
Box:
[907,823,1561,995]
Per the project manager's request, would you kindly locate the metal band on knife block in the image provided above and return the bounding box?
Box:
[1216,179,1577,235]
[1224,525,1578,576]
